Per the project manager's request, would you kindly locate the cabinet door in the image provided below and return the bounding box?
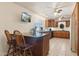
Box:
[45,20,58,27]
[45,20,48,27]
[53,31,69,38]
[53,31,61,37]
[51,20,54,27]
[51,20,58,27]
[66,21,70,27]
[45,20,51,27]
[54,21,58,27]
[48,20,52,27]
[43,34,49,55]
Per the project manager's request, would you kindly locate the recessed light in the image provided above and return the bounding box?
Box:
[54,12,57,16]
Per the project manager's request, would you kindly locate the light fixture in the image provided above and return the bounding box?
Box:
[54,12,58,16]
[54,9,62,16]
[59,16,62,21]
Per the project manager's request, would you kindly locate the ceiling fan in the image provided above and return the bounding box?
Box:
[54,8,62,14]
[54,9,62,17]
[53,3,70,16]
[53,3,72,21]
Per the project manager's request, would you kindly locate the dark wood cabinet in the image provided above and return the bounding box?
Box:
[42,34,49,55]
[45,19,70,28]
[66,21,70,27]
[45,19,58,27]
[77,3,79,55]
[51,20,55,27]
[43,31,53,39]
[24,33,50,56]
[53,31,70,39]
[45,20,52,27]
[54,21,58,27]
[72,3,79,56]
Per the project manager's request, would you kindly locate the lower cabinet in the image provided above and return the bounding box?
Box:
[25,34,50,56]
[42,34,49,55]
[43,31,53,39]
[53,31,70,39]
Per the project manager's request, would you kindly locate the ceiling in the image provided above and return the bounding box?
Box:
[15,2,76,20]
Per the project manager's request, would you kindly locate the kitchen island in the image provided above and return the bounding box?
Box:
[24,33,50,56]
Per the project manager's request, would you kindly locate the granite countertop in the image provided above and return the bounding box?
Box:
[43,27,70,32]
[23,33,47,38]
[41,30,69,33]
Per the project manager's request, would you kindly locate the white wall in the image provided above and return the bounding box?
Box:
[0,2,45,55]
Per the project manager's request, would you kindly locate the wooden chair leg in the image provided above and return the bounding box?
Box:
[12,48,15,56]
[7,46,11,56]
[17,50,21,56]
[23,50,26,56]
[23,50,29,56]
[29,49,32,56]
[25,49,32,56]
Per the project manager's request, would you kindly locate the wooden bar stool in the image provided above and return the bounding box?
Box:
[4,30,16,56]
[14,30,33,56]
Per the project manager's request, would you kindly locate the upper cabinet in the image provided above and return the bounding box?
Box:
[50,20,55,27]
[54,21,58,27]
[66,21,70,27]
[45,20,51,27]
[45,19,58,27]
[45,19,70,27]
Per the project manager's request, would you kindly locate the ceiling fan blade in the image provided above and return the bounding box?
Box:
[55,4,71,9]
[53,4,70,13]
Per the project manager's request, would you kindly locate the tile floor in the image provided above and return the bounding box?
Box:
[48,38,77,56]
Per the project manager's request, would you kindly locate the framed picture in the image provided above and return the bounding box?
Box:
[21,12,31,22]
